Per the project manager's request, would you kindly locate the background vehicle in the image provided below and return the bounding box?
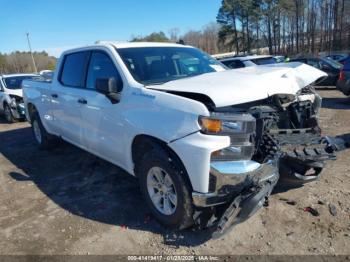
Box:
[325,53,350,65]
[22,42,341,237]
[337,56,350,96]
[39,70,54,81]
[0,74,37,123]
[290,57,343,86]
[218,55,277,69]
[274,55,287,63]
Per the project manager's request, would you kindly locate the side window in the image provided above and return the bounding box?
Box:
[60,52,89,87]
[307,59,321,69]
[86,51,122,90]
[222,60,245,69]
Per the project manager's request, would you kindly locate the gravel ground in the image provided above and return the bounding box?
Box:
[0,88,349,255]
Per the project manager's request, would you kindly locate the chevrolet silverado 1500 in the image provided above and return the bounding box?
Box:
[22,42,342,237]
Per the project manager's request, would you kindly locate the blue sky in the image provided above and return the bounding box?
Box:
[0,0,221,57]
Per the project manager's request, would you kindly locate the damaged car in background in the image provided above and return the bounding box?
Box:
[22,42,346,238]
[0,74,37,123]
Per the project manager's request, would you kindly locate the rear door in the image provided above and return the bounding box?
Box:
[51,51,90,146]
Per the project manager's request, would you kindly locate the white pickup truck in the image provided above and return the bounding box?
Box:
[22,42,343,237]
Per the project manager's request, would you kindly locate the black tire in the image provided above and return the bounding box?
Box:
[137,149,194,230]
[3,103,16,123]
[30,111,55,150]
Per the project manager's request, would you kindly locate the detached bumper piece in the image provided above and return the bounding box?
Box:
[192,161,279,238]
[211,177,276,238]
[267,128,347,185]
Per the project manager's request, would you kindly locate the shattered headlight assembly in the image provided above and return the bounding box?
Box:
[199,114,256,161]
[10,98,17,108]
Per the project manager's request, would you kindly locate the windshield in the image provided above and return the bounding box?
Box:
[323,57,343,69]
[117,47,226,85]
[251,57,277,65]
[4,75,36,89]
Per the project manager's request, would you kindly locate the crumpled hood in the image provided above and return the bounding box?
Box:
[148,62,327,107]
[5,88,23,98]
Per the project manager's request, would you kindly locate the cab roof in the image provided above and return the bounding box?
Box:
[101,41,193,49]
[219,55,273,62]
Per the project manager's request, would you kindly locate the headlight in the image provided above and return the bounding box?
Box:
[199,114,255,135]
[199,114,256,161]
[10,98,17,108]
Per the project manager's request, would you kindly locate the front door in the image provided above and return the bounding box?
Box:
[78,50,126,165]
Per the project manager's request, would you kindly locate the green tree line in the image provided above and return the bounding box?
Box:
[131,0,350,56]
[0,51,56,74]
[217,0,350,55]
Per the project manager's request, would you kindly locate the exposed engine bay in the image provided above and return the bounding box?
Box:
[212,86,340,184]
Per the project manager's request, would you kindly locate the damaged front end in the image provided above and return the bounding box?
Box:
[8,94,26,119]
[214,86,346,185]
[192,86,346,237]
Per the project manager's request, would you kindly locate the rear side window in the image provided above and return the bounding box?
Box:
[86,51,123,90]
[251,57,277,65]
[291,59,305,63]
[222,60,245,69]
[307,59,321,69]
[60,52,89,87]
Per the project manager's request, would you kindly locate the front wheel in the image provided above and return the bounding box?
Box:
[137,149,194,230]
[4,104,16,123]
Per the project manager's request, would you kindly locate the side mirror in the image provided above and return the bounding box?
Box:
[95,77,122,103]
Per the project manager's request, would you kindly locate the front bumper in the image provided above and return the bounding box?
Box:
[212,174,277,238]
[192,160,279,207]
[191,159,279,238]
[10,102,26,119]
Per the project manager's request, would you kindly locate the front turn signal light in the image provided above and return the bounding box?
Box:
[199,117,222,133]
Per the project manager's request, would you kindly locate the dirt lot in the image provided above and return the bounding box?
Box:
[0,89,349,256]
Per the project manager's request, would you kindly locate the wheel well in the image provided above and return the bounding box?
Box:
[131,135,193,190]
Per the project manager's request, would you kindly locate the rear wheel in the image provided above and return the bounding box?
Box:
[31,112,55,149]
[137,149,194,229]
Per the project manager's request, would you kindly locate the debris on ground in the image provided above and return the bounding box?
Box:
[329,204,337,216]
[318,200,325,205]
[279,198,297,206]
[286,200,296,206]
[303,207,320,217]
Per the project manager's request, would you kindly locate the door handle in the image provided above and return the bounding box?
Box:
[77,98,87,104]
[51,94,58,98]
